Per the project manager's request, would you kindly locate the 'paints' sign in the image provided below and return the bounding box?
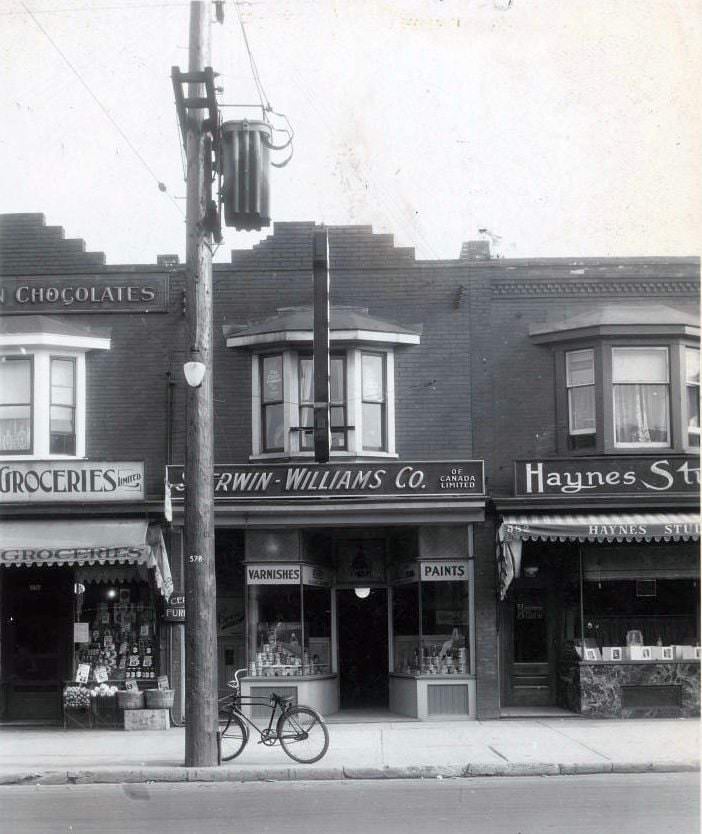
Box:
[515,456,699,497]
[420,560,469,582]
[0,461,144,503]
[0,274,168,314]
[167,460,484,501]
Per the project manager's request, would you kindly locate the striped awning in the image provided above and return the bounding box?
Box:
[497,512,700,600]
[0,519,173,598]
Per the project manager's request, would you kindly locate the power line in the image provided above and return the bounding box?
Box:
[20,1,184,216]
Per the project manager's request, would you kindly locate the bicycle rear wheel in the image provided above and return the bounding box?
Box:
[277,706,329,764]
[219,710,248,761]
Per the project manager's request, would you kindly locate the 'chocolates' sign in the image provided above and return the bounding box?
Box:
[515,456,699,497]
[167,460,484,501]
[0,274,168,314]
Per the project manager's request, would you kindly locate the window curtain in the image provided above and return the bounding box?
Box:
[614,385,668,444]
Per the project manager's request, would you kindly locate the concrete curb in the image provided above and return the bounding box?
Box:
[0,760,698,787]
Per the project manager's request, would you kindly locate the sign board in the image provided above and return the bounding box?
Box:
[514,456,699,497]
[74,622,90,643]
[93,666,108,683]
[420,560,469,582]
[0,461,144,503]
[163,593,185,622]
[302,564,332,587]
[246,564,301,585]
[157,675,170,691]
[124,679,139,692]
[389,561,419,585]
[76,663,90,683]
[0,274,169,315]
[167,460,485,501]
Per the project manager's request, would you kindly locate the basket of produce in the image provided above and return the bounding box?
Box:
[145,688,174,709]
[117,689,145,710]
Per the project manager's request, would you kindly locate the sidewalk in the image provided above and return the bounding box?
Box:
[0,717,698,786]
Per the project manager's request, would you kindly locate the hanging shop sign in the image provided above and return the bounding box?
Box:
[389,561,419,584]
[514,456,699,497]
[336,539,386,584]
[0,461,144,503]
[163,593,185,622]
[167,460,484,501]
[420,560,470,582]
[246,564,301,585]
[0,274,169,315]
[302,564,332,587]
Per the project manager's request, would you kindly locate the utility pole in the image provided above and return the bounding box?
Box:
[183,0,218,767]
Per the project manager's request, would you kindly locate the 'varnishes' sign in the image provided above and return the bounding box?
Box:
[514,456,699,497]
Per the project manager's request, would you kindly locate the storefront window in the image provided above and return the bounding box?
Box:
[74,581,159,682]
[392,583,420,673]
[246,566,332,677]
[303,585,331,674]
[420,581,469,674]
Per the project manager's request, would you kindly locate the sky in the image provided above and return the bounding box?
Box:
[1,0,700,264]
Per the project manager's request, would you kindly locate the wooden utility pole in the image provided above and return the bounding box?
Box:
[313,229,331,463]
[183,0,218,767]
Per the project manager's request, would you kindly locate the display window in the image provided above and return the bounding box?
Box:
[246,564,331,677]
[391,560,471,676]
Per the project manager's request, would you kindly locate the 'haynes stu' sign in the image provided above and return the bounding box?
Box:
[167,460,484,500]
[514,456,699,497]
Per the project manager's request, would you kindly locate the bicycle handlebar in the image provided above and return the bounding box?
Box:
[226,668,248,691]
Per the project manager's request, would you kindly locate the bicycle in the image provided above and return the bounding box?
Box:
[218,668,330,764]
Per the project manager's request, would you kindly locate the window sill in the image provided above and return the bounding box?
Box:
[0,454,86,462]
[249,451,399,462]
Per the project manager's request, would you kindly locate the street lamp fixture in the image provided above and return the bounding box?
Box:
[183,360,206,388]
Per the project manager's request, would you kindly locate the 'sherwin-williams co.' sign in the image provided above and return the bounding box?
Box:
[0,461,144,503]
[167,460,485,501]
[515,456,699,497]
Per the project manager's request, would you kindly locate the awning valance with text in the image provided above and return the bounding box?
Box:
[0,519,173,598]
[497,512,700,600]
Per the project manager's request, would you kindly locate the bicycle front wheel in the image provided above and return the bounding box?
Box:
[219,710,248,761]
[277,706,329,764]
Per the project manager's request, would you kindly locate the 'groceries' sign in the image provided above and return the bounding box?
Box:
[515,456,699,497]
[0,461,144,503]
[167,460,484,501]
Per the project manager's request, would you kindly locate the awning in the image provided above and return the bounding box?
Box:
[0,519,173,598]
[497,512,700,600]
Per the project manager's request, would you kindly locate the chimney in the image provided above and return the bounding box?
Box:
[459,240,491,260]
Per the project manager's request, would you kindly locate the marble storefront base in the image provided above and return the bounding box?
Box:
[558,661,700,718]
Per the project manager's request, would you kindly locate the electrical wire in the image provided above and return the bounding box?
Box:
[232,0,270,114]
[21,1,184,217]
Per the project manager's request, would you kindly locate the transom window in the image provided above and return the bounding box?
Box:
[612,347,670,448]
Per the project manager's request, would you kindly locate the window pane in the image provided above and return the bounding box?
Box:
[362,354,384,401]
[612,348,668,383]
[302,586,331,675]
[262,355,283,402]
[50,405,74,433]
[247,585,302,676]
[362,402,383,449]
[568,386,596,433]
[51,358,74,389]
[0,359,31,404]
[0,409,31,451]
[614,384,669,444]
[393,583,420,674]
[264,403,284,450]
[299,357,313,403]
[687,387,700,448]
[299,405,314,450]
[330,405,345,428]
[330,357,344,403]
[420,581,469,674]
[566,350,594,387]
[686,349,700,385]
[50,432,75,455]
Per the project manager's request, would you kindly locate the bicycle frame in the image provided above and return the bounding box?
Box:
[220,692,290,743]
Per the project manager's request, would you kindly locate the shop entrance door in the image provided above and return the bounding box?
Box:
[2,567,74,721]
[337,588,388,710]
[509,588,556,707]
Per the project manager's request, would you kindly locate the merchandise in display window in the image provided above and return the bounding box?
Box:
[246,572,331,677]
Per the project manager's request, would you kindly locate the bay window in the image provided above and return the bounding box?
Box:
[261,354,284,452]
[566,349,596,448]
[361,352,385,451]
[612,347,670,448]
[50,357,76,455]
[685,348,700,448]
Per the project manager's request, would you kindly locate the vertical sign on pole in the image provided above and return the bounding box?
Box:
[313,228,331,463]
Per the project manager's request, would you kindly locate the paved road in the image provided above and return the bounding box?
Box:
[0,773,697,834]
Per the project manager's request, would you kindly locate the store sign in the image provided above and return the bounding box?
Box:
[0,461,144,503]
[390,561,419,584]
[0,274,169,315]
[302,564,332,587]
[246,564,301,585]
[420,560,469,582]
[514,456,699,497]
[163,593,185,622]
[167,460,484,501]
